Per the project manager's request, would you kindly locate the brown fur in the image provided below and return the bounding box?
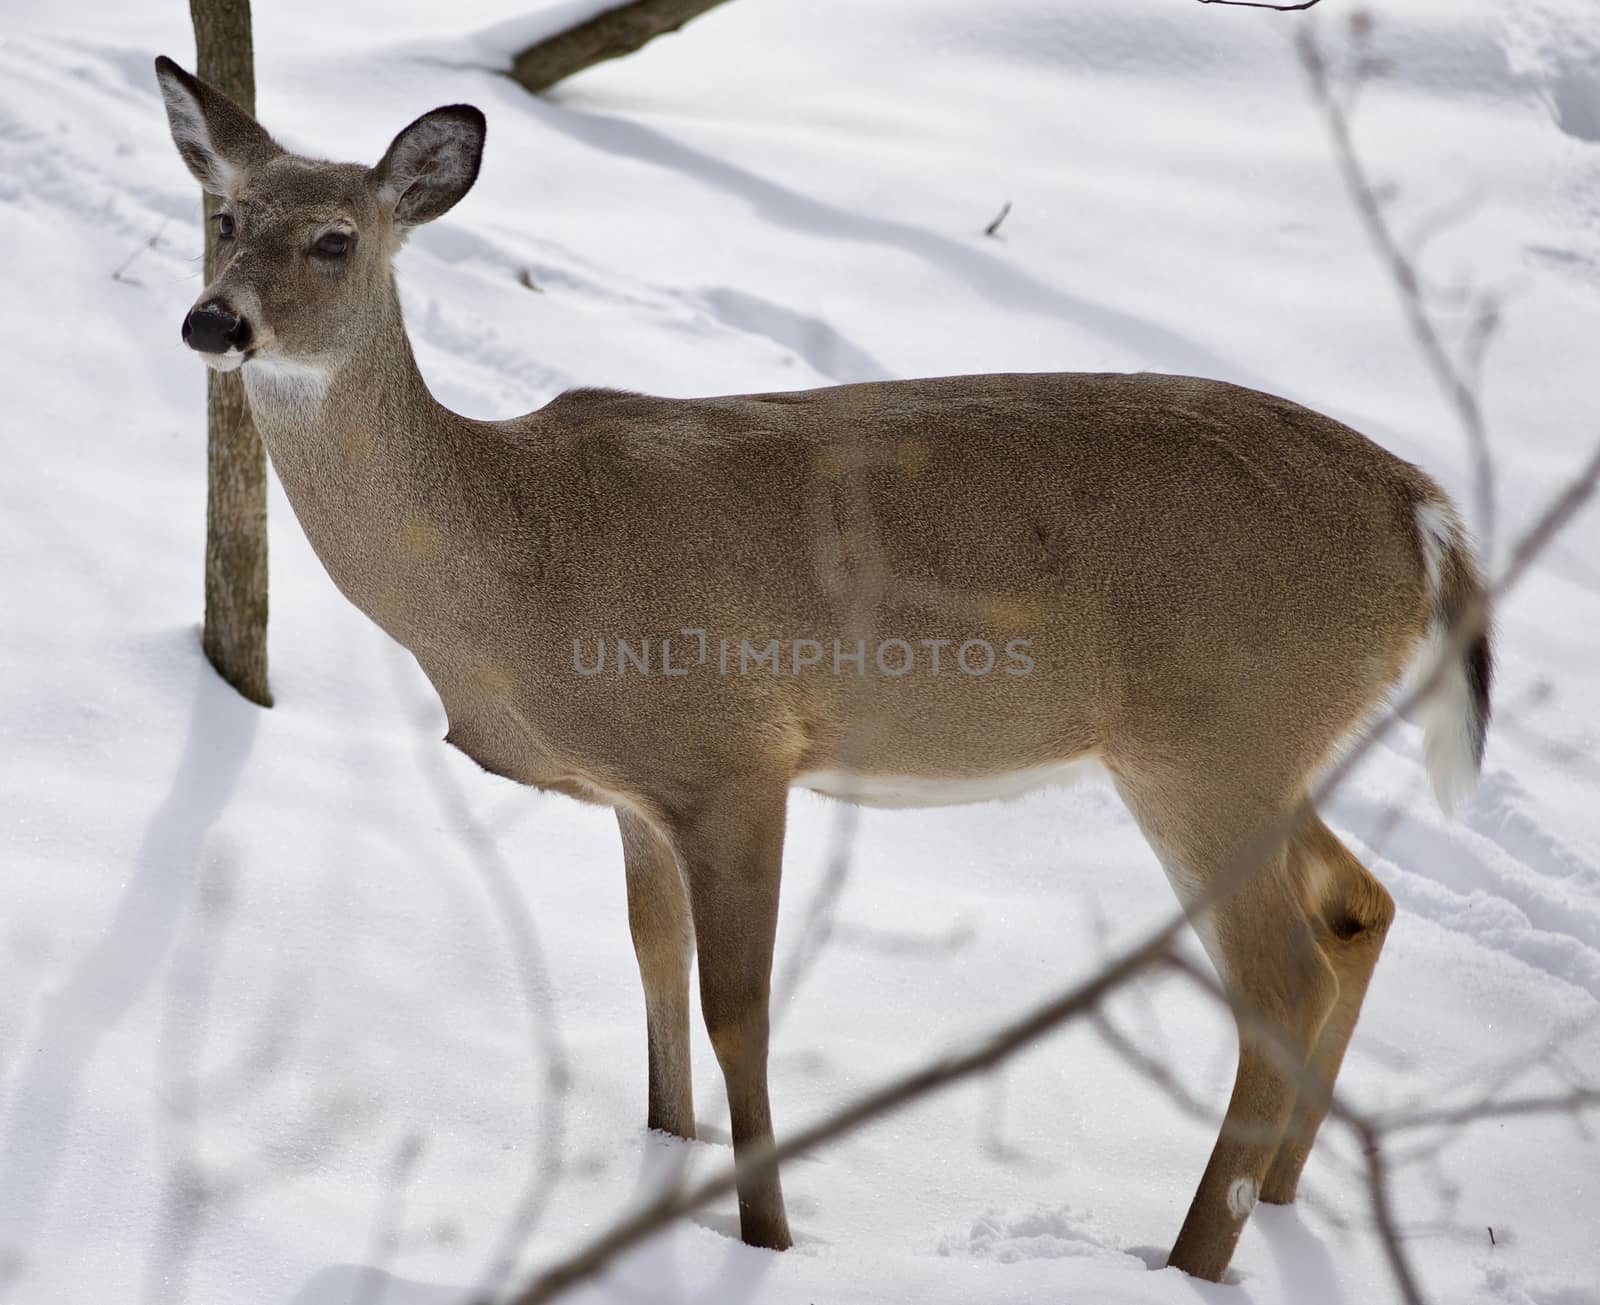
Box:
[155,57,1489,1278]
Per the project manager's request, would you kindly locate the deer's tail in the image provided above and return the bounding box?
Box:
[1410,498,1493,814]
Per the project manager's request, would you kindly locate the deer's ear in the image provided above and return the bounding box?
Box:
[370,106,486,231]
[154,55,280,195]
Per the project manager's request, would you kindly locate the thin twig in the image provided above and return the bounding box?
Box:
[111,220,170,287]
[771,428,895,1023]
[1354,1118,1428,1305]
[1299,26,1496,561]
[350,1133,426,1305]
[1380,1088,1600,1134]
[389,652,571,1301]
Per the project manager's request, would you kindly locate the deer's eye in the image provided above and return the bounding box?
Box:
[216,211,235,239]
[313,231,352,258]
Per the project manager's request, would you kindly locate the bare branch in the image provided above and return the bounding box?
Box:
[1298,25,1497,560]
[1091,1004,1234,1131]
[1196,0,1323,11]
[1381,1087,1600,1134]
[351,1133,427,1305]
[390,659,571,1301]
[111,220,170,287]
[771,802,860,1020]
[509,0,733,96]
[1492,438,1600,593]
[1353,1118,1429,1305]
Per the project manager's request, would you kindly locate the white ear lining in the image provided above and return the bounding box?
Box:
[160,77,240,191]
[378,117,474,215]
[375,173,411,209]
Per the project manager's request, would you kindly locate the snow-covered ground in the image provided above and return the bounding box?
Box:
[2,1,1598,1303]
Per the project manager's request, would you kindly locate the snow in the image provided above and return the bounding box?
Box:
[2,1,1599,1303]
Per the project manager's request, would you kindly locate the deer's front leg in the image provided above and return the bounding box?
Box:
[618,809,696,1140]
[668,781,793,1251]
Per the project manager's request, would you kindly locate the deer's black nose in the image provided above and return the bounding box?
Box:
[181,303,252,355]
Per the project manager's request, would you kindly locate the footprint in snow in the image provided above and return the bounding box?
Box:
[936,1204,1145,1268]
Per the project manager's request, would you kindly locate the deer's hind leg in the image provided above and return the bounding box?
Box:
[1113,770,1339,1282]
[1261,815,1394,1204]
[619,808,697,1141]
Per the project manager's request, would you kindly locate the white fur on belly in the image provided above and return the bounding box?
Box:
[796,756,1109,809]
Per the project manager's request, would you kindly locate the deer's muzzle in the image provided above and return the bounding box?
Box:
[182,302,253,356]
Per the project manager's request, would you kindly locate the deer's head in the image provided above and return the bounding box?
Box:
[154,56,485,375]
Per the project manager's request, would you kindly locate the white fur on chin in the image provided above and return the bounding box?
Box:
[242,354,332,412]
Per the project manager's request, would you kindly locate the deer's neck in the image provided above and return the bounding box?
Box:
[241,302,479,644]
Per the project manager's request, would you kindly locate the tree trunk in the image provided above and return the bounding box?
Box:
[190,0,271,706]
[509,0,732,95]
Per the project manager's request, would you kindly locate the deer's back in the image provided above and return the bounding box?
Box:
[451,372,1435,800]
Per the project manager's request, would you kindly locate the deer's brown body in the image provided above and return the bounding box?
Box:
[157,57,1491,1282]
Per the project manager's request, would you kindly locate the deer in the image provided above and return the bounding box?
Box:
[154,55,1492,1284]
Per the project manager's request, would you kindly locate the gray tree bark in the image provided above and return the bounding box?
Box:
[189,0,271,706]
[509,0,732,95]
